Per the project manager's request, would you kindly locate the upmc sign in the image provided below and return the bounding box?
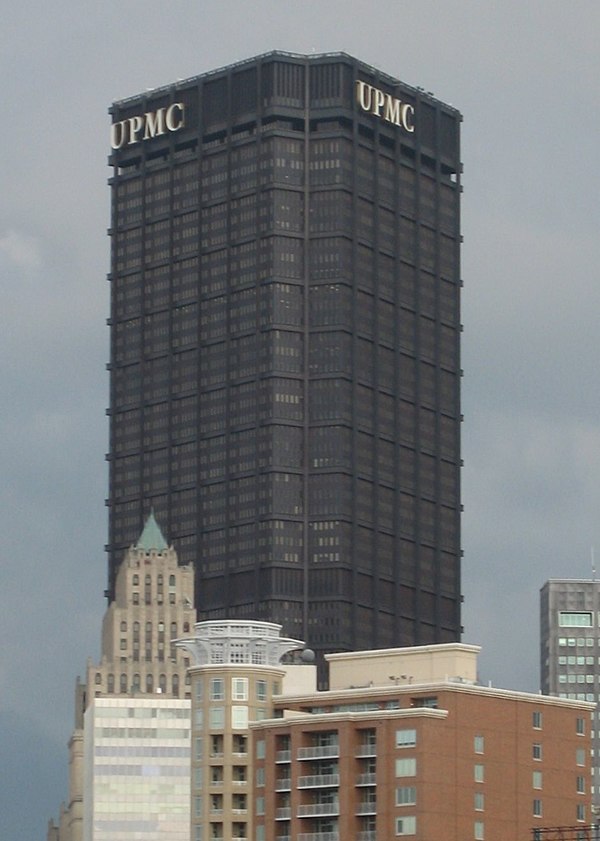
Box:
[356,80,414,133]
[110,103,185,149]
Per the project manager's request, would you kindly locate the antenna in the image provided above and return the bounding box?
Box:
[592,546,596,581]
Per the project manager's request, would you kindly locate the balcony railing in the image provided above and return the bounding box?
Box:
[298,802,339,817]
[298,774,340,789]
[356,801,377,815]
[276,749,291,763]
[355,744,376,757]
[356,772,376,786]
[298,833,339,841]
[276,807,292,820]
[297,744,339,760]
[275,778,291,791]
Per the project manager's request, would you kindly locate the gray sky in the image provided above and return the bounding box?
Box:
[1,2,599,838]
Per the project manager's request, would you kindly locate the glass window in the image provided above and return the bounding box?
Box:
[232,677,248,700]
[255,767,265,787]
[533,799,542,818]
[474,821,484,840]
[577,775,585,794]
[256,679,267,701]
[255,796,265,816]
[474,735,484,754]
[209,707,224,729]
[577,717,585,735]
[396,758,417,777]
[559,612,592,627]
[533,771,542,789]
[532,711,542,729]
[232,705,248,729]
[210,678,224,700]
[474,792,484,812]
[576,748,585,766]
[396,786,416,806]
[195,678,203,701]
[396,729,417,748]
[256,739,265,759]
[577,803,586,821]
[533,743,542,760]
[474,764,484,783]
[396,816,416,836]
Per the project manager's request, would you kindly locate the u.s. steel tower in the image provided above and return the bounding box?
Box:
[106,51,463,670]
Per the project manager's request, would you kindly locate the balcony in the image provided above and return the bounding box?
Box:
[298,802,339,817]
[355,745,376,757]
[298,833,339,841]
[297,744,339,760]
[275,778,291,791]
[276,807,292,820]
[276,749,291,763]
[356,772,376,786]
[298,774,340,789]
[356,801,377,815]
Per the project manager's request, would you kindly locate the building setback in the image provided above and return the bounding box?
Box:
[106,51,463,664]
[540,579,600,808]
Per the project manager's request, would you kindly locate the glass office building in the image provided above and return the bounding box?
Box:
[106,52,462,667]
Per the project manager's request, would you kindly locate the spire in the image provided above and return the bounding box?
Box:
[135,510,169,552]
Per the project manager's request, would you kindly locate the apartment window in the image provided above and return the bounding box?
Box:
[577,804,586,822]
[474,735,484,754]
[396,758,417,777]
[396,729,417,748]
[576,748,586,766]
[396,816,416,836]
[532,711,542,729]
[577,775,585,794]
[195,679,203,701]
[396,786,417,806]
[255,796,265,816]
[474,764,484,783]
[533,799,542,818]
[195,737,203,760]
[533,743,542,760]
[232,677,248,700]
[559,612,592,627]
[474,792,484,811]
[209,707,224,729]
[210,678,224,700]
[576,717,585,735]
[533,771,542,789]
[255,767,265,787]
[256,679,267,701]
[474,821,484,840]
[256,739,265,759]
[232,706,248,729]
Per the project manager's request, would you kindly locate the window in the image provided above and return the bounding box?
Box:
[255,796,265,816]
[532,711,542,729]
[576,748,586,766]
[533,799,542,818]
[577,775,585,794]
[232,677,248,701]
[474,764,484,783]
[396,786,416,806]
[396,758,417,777]
[209,707,224,729]
[559,612,592,627]
[474,735,484,754]
[390,725,416,747]
[256,739,265,759]
[577,803,586,822]
[256,679,267,701]
[210,678,224,700]
[474,792,484,811]
[474,821,484,840]
[577,717,585,735]
[533,771,542,789]
[255,767,265,787]
[396,816,416,836]
[232,706,248,729]
[533,743,542,760]
[195,679,203,701]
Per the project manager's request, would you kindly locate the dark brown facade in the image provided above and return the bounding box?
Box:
[106,52,462,666]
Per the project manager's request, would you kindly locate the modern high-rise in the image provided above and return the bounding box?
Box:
[106,51,463,662]
[540,579,600,807]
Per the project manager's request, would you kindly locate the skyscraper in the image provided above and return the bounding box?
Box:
[106,51,462,663]
[540,579,600,806]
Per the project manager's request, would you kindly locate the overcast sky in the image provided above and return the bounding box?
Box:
[1,2,599,838]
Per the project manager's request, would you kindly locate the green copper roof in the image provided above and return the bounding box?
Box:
[136,511,169,552]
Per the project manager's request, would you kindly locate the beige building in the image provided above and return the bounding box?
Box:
[48,514,196,841]
[176,619,316,841]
